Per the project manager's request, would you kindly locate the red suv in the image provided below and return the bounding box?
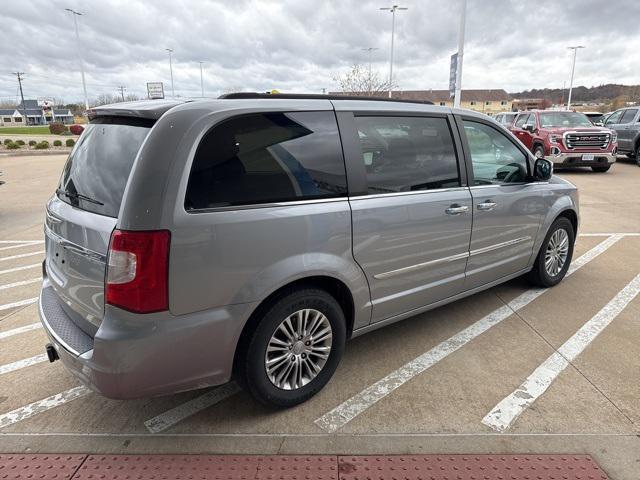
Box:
[510,110,617,172]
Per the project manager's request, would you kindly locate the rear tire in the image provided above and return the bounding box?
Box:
[635,144,640,167]
[527,217,575,288]
[591,165,610,172]
[236,288,346,408]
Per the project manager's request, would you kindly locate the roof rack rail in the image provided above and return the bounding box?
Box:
[218,92,434,105]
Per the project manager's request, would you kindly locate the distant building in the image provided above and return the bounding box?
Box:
[330,89,514,115]
[0,100,74,126]
[512,98,552,111]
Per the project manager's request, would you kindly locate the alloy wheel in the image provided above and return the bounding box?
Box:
[545,228,569,277]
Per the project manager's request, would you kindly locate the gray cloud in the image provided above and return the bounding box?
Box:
[1,0,639,104]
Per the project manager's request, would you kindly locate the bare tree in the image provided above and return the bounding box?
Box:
[92,92,142,106]
[332,64,393,97]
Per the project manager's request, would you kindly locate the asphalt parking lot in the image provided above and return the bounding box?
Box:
[0,154,639,479]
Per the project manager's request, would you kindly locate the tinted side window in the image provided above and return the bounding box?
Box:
[185,111,347,210]
[514,114,529,128]
[354,116,460,194]
[463,120,529,185]
[620,109,638,124]
[605,110,623,125]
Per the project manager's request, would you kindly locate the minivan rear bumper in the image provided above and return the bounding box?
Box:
[39,277,257,399]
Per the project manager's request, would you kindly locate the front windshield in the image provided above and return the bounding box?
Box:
[539,112,593,128]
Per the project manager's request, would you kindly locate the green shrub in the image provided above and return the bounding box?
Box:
[65,139,75,147]
[6,141,20,150]
[16,140,25,145]
[60,131,73,136]
[48,122,66,135]
[3,138,12,145]
[28,140,37,147]
[53,140,62,147]
[34,141,50,150]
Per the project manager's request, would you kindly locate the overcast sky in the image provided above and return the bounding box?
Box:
[2,0,639,104]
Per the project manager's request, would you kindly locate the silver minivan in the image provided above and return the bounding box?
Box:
[40,94,578,407]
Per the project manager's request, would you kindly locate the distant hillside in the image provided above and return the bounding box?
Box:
[510,84,640,104]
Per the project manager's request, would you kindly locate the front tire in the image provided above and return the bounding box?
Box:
[237,288,346,408]
[533,145,545,159]
[527,217,575,287]
[591,165,610,172]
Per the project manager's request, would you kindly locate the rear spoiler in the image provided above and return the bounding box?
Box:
[87,99,185,121]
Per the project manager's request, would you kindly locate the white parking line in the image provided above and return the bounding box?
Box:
[0,297,38,312]
[0,323,42,340]
[144,382,241,434]
[0,263,41,276]
[0,242,42,252]
[314,234,623,433]
[0,354,48,375]
[579,233,640,237]
[483,272,640,432]
[0,386,91,430]
[0,240,43,244]
[0,250,44,262]
[0,277,41,291]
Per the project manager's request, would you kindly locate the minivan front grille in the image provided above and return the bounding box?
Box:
[564,132,610,149]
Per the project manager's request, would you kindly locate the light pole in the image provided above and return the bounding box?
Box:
[453,0,467,108]
[380,5,407,98]
[65,8,89,110]
[166,48,175,98]
[566,46,585,111]
[198,61,204,97]
[362,47,379,94]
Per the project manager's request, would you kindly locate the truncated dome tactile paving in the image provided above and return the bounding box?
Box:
[337,455,609,480]
[0,454,87,480]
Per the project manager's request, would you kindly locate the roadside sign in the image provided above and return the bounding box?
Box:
[449,53,458,98]
[147,82,165,99]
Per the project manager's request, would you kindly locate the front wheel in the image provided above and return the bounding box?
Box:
[635,144,640,167]
[533,145,545,159]
[527,217,575,287]
[237,288,346,408]
[591,165,611,172]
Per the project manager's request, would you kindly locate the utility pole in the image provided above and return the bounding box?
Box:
[362,47,379,94]
[198,62,204,97]
[117,85,126,102]
[380,5,407,98]
[453,0,467,108]
[12,72,27,124]
[566,46,585,111]
[166,48,175,98]
[65,8,89,111]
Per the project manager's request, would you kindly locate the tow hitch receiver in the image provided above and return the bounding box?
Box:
[45,343,59,363]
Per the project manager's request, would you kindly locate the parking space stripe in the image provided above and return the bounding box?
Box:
[0,240,44,244]
[144,382,241,434]
[0,250,44,262]
[483,272,640,432]
[0,277,41,291]
[0,263,41,276]
[0,323,42,339]
[0,297,38,312]
[0,242,42,252]
[0,386,91,430]
[314,235,623,433]
[0,354,48,375]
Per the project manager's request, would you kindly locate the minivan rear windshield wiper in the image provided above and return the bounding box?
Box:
[56,188,104,206]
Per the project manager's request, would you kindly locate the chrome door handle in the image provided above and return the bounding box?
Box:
[477,201,497,211]
[445,205,469,215]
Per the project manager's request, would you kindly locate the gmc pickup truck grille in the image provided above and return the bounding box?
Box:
[564,132,610,149]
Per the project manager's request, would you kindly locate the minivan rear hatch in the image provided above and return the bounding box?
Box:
[45,116,154,336]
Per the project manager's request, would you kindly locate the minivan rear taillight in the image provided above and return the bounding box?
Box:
[106,230,170,313]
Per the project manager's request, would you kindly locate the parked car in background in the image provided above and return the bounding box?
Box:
[603,107,640,166]
[582,112,606,126]
[494,112,518,127]
[510,110,617,172]
[40,95,578,408]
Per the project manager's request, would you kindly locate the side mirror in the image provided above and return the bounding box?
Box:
[523,124,535,133]
[533,158,553,181]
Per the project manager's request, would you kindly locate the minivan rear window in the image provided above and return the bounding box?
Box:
[57,117,153,217]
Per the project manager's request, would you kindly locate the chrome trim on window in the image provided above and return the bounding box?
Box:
[349,186,469,201]
[374,251,470,280]
[469,236,532,257]
[186,196,348,213]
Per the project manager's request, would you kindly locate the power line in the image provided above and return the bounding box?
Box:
[117,85,126,101]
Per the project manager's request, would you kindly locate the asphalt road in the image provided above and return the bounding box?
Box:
[0,154,639,479]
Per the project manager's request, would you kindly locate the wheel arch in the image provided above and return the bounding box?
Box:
[231,275,356,378]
